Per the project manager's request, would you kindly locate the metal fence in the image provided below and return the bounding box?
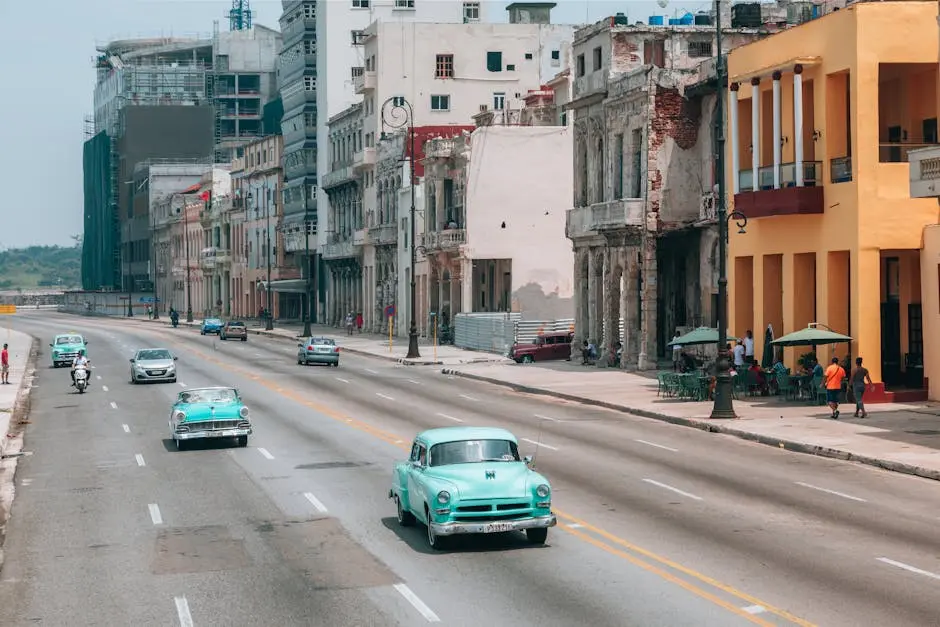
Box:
[454,313,627,354]
[58,291,156,317]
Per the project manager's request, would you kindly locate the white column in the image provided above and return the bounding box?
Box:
[794,65,805,187]
[730,83,740,194]
[772,71,782,189]
[751,78,760,192]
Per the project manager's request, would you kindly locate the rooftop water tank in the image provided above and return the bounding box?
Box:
[668,18,680,25]
[679,12,694,25]
[613,11,629,25]
[694,12,713,25]
[649,15,665,25]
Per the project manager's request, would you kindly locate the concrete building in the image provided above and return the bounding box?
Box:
[276,0,478,322]
[231,135,290,319]
[731,0,939,403]
[196,168,234,318]
[83,26,281,294]
[418,111,574,333]
[565,15,765,369]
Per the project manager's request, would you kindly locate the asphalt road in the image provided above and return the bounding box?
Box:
[2,311,940,626]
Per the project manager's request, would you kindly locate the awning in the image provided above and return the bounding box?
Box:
[258,279,309,294]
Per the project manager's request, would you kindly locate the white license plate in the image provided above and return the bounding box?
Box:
[483,522,515,533]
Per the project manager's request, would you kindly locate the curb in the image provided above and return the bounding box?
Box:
[439,368,940,484]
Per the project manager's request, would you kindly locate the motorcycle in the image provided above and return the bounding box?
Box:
[170,313,179,328]
[74,365,89,394]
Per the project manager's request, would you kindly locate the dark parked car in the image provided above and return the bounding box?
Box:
[509,332,573,363]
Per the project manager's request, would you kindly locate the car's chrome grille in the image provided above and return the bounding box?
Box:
[187,419,241,431]
[453,512,531,523]
[456,505,492,512]
[146,370,167,376]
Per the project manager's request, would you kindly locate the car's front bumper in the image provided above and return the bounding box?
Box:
[173,427,252,440]
[202,327,222,334]
[430,514,556,536]
[133,369,176,381]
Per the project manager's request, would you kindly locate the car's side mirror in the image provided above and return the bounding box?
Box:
[129,358,135,363]
[48,343,52,347]
[297,343,303,347]
[173,356,178,361]
[523,455,533,465]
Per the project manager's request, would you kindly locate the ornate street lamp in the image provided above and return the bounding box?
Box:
[710,0,749,419]
[380,96,420,359]
[303,192,313,337]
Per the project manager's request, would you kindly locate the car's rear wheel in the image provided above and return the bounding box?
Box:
[526,528,548,545]
[220,334,226,340]
[241,337,247,342]
[522,355,534,363]
[236,435,248,447]
[396,496,415,526]
[426,508,447,550]
[176,438,187,451]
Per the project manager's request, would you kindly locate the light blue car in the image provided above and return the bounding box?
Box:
[200,318,224,335]
[389,426,556,550]
[168,386,252,451]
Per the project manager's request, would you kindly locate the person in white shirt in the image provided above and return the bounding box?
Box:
[743,330,755,364]
[71,350,90,387]
[732,341,746,368]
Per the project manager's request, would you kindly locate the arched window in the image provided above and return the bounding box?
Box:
[595,137,604,204]
[578,140,588,207]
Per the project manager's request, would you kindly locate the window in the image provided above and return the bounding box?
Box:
[506,64,515,71]
[303,76,316,91]
[436,54,454,79]
[351,0,369,7]
[392,96,405,107]
[462,1,480,22]
[493,92,505,110]
[430,95,450,111]
[688,40,713,58]
[551,50,560,60]
[351,30,365,45]
[303,3,316,19]
[394,0,415,7]
[524,53,533,60]
[303,39,316,55]
[351,66,364,79]
[486,51,502,72]
[576,54,585,77]
[592,46,602,71]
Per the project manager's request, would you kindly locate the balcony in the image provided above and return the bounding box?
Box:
[322,164,356,190]
[909,146,940,198]
[830,156,852,184]
[367,223,398,246]
[353,70,376,94]
[421,229,466,251]
[425,138,457,159]
[352,147,376,172]
[734,161,824,219]
[322,237,363,260]
[200,247,231,270]
[565,198,644,240]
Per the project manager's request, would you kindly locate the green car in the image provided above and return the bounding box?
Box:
[168,386,252,451]
[389,426,557,550]
[50,333,88,368]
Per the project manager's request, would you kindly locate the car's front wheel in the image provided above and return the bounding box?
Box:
[236,435,248,447]
[426,509,448,550]
[176,438,187,451]
[526,528,548,545]
[522,355,534,363]
[396,496,415,526]
[241,337,247,342]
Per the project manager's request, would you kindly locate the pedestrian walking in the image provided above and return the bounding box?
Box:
[850,357,874,418]
[1,343,8,384]
[743,329,755,365]
[672,330,681,371]
[824,357,847,419]
[356,312,363,334]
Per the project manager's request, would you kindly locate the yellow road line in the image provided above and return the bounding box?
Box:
[134,325,815,626]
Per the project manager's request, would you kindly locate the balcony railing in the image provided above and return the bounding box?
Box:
[908,146,940,198]
[367,223,398,246]
[322,165,357,190]
[425,138,457,159]
[422,229,466,251]
[880,143,940,164]
[830,156,852,184]
[353,70,376,94]
[566,198,645,240]
[737,161,821,192]
[352,147,376,171]
[322,238,362,260]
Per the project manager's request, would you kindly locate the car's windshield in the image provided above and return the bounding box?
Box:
[428,439,520,466]
[227,321,245,327]
[137,349,171,361]
[179,388,237,404]
[56,336,82,345]
[310,337,335,345]
[205,319,222,325]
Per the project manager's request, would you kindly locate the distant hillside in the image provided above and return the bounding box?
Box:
[0,245,81,290]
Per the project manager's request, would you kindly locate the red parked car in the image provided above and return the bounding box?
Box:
[509,332,574,363]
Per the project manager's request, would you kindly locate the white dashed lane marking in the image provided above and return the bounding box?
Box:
[437,412,464,423]
[174,596,194,627]
[376,392,395,401]
[110,401,118,409]
[122,424,130,433]
[135,454,146,467]
[642,478,703,501]
[521,438,559,451]
[257,448,275,460]
[101,385,109,392]
[393,584,440,622]
[304,492,328,513]
[148,503,163,525]
[635,439,678,453]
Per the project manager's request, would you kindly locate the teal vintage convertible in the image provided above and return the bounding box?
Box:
[389,426,556,550]
[168,386,252,450]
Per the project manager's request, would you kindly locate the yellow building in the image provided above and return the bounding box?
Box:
[726,0,938,403]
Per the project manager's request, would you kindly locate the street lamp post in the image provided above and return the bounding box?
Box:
[302,193,312,336]
[265,183,274,331]
[184,197,194,323]
[710,0,749,419]
[150,209,160,320]
[125,181,134,317]
[380,96,420,359]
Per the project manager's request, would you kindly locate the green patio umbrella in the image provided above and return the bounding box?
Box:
[771,324,853,347]
[667,326,738,347]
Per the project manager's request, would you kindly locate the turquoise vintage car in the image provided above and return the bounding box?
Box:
[168,386,252,451]
[49,333,88,368]
[389,426,556,550]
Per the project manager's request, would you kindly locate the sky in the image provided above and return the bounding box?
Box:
[0,0,710,250]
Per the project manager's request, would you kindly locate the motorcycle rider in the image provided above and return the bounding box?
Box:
[170,308,179,327]
[71,349,90,387]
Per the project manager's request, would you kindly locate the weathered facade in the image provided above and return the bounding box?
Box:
[566,18,763,368]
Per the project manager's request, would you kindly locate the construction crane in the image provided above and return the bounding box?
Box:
[229,0,252,31]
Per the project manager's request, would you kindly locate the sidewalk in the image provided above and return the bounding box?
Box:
[439,360,940,483]
[0,329,35,457]
[132,316,512,367]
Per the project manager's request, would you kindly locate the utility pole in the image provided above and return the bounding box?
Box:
[302,189,312,336]
[185,195,194,323]
[126,181,134,317]
[151,208,159,320]
[265,182,274,331]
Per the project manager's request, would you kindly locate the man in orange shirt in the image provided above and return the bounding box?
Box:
[824,357,847,419]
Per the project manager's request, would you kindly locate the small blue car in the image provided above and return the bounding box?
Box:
[200,318,224,335]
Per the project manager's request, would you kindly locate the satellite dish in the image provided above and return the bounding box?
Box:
[657,0,669,8]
